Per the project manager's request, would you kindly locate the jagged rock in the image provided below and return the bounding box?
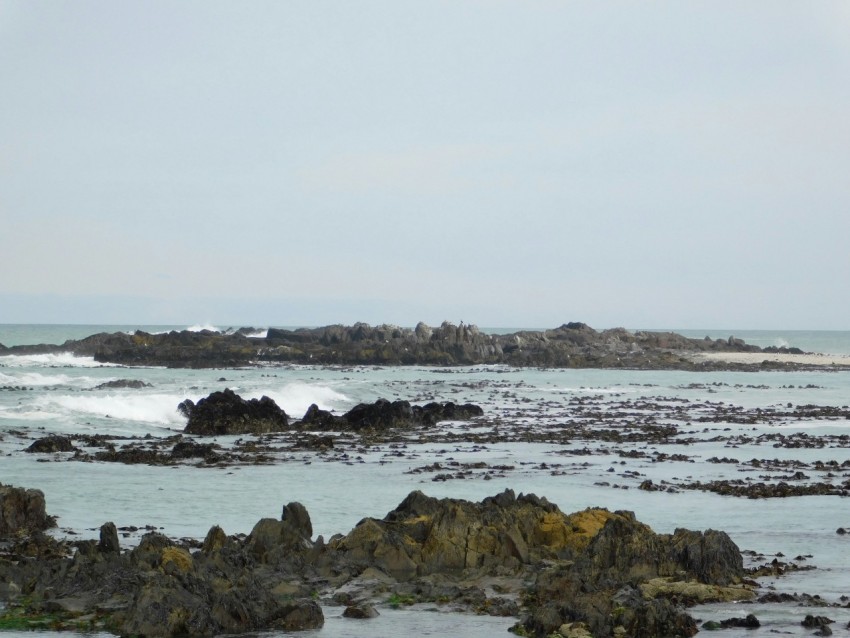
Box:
[179,389,289,435]
[297,399,484,432]
[300,403,338,428]
[25,435,75,453]
[0,487,746,638]
[3,322,780,370]
[98,522,120,555]
[0,484,54,536]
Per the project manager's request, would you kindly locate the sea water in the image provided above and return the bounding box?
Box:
[2,324,850,637]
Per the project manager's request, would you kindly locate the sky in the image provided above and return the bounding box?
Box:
[2,1,849,330]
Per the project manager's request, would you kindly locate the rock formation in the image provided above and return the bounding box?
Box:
[0,485,751,637]
[1,321,793,369]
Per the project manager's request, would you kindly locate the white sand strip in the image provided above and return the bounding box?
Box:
[690,352,850,367]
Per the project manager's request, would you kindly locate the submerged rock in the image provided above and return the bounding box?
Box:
[25,435,76,454]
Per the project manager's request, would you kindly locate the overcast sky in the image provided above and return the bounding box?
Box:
[2,2,849,329]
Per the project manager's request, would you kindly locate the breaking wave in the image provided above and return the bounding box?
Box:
[35,393,187,428]
[252,382,352,418]
[0,370,97,388]
[0,353,120,368]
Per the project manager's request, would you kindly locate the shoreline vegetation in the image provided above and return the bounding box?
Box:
[3,321,848,370]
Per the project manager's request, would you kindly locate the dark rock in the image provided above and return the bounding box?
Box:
[171,440,218,459]
[98,521,120,555]
[343,603,379,618]
[705,614,760,629]
[25,435,75,453]
[0,484,54,536]
[0,487,747,638]
[180,389,290,436]
[93,379,152,390]
[282,501,313,539]
[802,615,834,627]
[300,403,338,428]
[3,322,791,370]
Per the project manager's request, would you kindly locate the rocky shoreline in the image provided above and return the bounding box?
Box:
[0,321,813,370]
[1,483,757,638]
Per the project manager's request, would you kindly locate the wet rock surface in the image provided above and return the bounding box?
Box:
[0,486,749,638]
[179,388,290,435]
[0,322,803,369]
[0,484,55,536]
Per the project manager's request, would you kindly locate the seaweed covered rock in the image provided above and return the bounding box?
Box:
[25,435,76,454]
[300,399,483,431]
[179,389,289,435]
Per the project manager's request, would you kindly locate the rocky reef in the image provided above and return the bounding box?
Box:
[0,485,751,637]
[0,321,798,369]
[178,389,483,436]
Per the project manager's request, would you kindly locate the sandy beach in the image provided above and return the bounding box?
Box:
[691,351,850,367]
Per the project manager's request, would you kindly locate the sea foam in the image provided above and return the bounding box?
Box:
[0,370,96,388]
[0,352,119,368]
[249,382,351,418]
[36,393,187,428]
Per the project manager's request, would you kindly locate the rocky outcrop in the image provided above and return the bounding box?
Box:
[302,399,483,432]
[0,484,54,536]
[0,486,748,637]
[2,322,788,369]
[178,390,483,436]
[179,389,289,435]
[25,435,76,453]
[93,379,152,390]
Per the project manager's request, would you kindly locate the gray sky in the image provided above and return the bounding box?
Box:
[2,1,849,329]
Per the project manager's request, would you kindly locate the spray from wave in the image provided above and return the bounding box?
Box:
[186,324,222,333]
[250,382,352,418]
[0,353,120,368]
[35,393,188,428]
[0,370,98,388]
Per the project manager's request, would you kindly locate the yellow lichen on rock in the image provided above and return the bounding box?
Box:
[639,577,754,604]
[160,546,193,573]
[539,508,618,552]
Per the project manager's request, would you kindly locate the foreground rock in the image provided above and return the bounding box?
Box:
[0,485,750,637]
[1,321,797,369]
[0,484,55,536]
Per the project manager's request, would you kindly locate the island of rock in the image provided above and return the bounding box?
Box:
[0,321,802,369]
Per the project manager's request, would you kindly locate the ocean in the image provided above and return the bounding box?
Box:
[2,324,850,637]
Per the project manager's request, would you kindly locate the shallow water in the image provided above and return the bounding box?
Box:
[2,325,850,636]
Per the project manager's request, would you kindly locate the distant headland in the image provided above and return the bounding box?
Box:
[3,321,839,370]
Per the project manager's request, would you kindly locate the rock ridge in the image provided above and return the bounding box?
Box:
[1,322,799,369]
[0,485,750,638]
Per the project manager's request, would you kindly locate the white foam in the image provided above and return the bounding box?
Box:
[244,329,269,339]
[0,370,97,387]
[251,382,351,417]
[0,352,119,368]
[186,324,221,333]
[34,393,187,427]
